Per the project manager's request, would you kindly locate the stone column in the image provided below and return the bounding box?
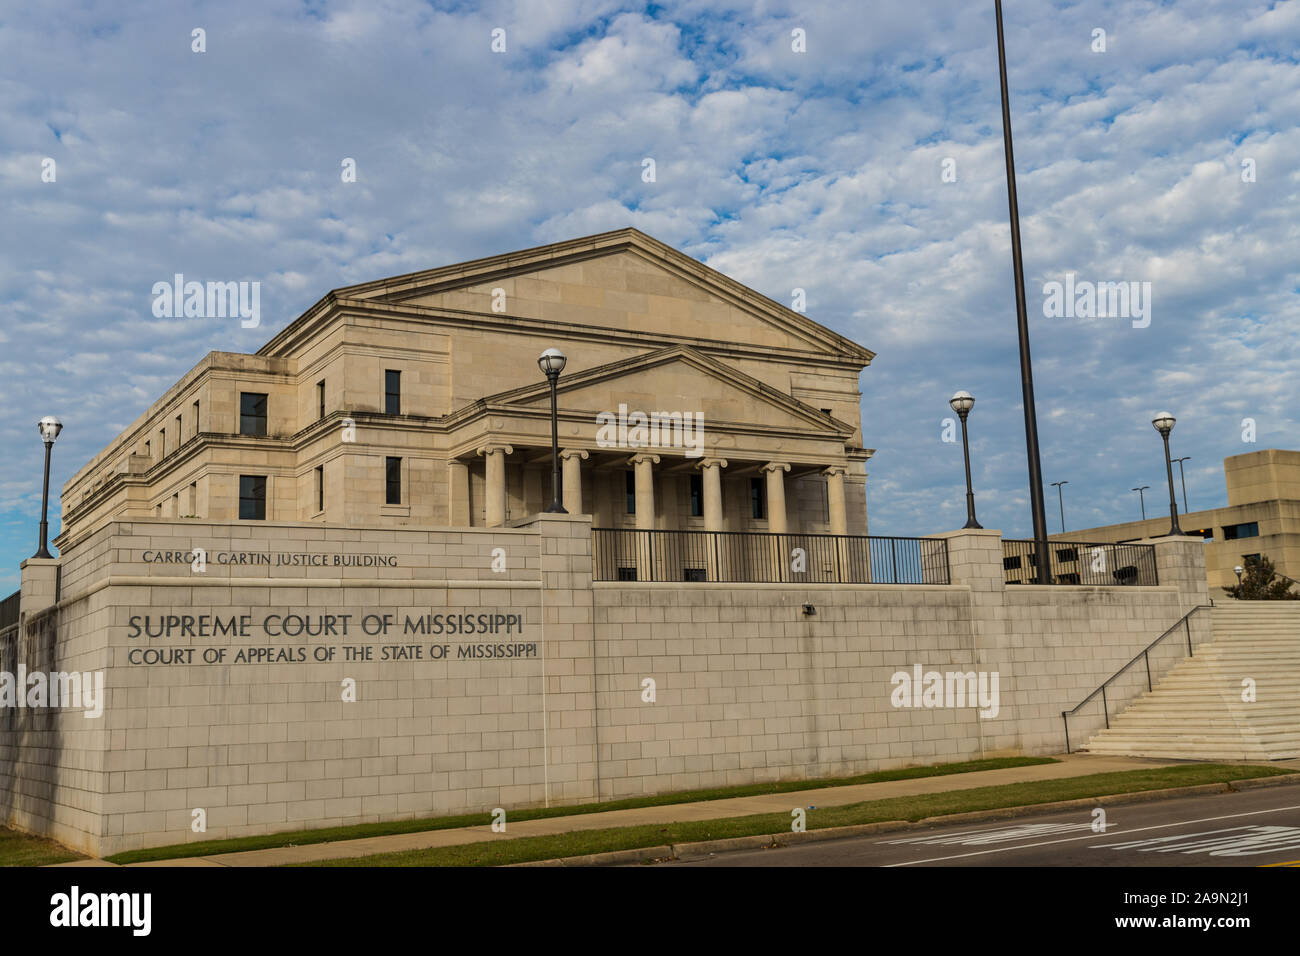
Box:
[447,459,470,526]
[630,453,660,579]
[698,458,727,582]
[823,465,850,581]
[560,448,589,514]
[630,454,659,530]
[699,458,727,532]
[763,462,790,533]
[824,466,848,535]
[479,444,513,527]
[762,462,790,581]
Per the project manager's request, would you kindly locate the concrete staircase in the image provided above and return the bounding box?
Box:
[1082,602,1300,760]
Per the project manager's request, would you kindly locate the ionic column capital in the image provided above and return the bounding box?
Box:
[559,448,589,462]
[762,461,791,474]
[697,457,728,470]
[822,465,848,478]
[628,453,661,466]
[477,443,514,458]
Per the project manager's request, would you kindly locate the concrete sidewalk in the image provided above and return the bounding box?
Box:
[41,754,1218,868]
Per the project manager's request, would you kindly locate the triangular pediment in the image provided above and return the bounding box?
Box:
[332,229,871,362]
[470,346,849,436]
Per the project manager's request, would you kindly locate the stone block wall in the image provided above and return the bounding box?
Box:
[3,518,1208,856]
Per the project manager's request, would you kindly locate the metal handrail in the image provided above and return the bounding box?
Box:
[1061,604,1213,753]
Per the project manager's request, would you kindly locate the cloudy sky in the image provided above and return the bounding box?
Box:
[1,0,1297,590]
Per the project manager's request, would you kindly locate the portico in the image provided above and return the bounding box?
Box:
[439,342,870,537]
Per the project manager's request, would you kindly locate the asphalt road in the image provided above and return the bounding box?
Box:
[653,784,1300,867]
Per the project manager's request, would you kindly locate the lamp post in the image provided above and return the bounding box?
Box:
[1234,564,1244,591]
[538,348,567,514]
[994,0,1051,587]
[1132,485,1150,521]
[1152,411,1184,536]
[33,415,63,559]
[1050,480,1068,534]
[1172,456,1191,514]
[949,390,982,529]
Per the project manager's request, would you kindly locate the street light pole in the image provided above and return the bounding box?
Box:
[33,416,64,559]
[1152,412,1184,536]
[1172,456,1191,514]
[1050,480,1068,534]
[537,349,568,514]
[1132,486,1149,521]
[994,0,1051,586]
[949,391,982,529]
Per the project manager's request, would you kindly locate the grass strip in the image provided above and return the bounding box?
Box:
[104,755,1053,864]
[293,763,1293,867]
[0,827,85,867]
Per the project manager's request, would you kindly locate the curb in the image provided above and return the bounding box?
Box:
[507,773,1300,867]
[510,845,674,867]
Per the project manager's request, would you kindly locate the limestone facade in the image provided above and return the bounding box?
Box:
[55,230,875,556]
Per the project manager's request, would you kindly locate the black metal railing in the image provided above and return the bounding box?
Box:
[1002,539,1158,586]
[0,589,19,631]
[1061,605,1213,753]
[592,529,949,585]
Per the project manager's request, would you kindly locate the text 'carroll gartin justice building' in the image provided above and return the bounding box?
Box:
[58,229,873,553]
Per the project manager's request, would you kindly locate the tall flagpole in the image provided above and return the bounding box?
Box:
[994,0,1051,585]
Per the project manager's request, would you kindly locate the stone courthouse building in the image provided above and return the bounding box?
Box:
[4,230,1225,857]
[58,228,872,553]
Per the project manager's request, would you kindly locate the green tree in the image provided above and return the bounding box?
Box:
[1226,554,1300,600]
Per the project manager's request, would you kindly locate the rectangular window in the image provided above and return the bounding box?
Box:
[625,471,636,514]
[240,392,268,436]
[617,567,638,582]
[239,475,266,520]
[385,370,401,415]
[193,399,200,434]
[159,428,166,456]
[683,568,706,582]
[314,465,324,513]
[750,477,766,520]
[317,380,326,420]
[689,474,703,517]
[175,414,183,444]
[171,492,179,515]
[189,481,197,516]
[1223,522,1259,540]
[386,457,402,505]
[144,440,151,457]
